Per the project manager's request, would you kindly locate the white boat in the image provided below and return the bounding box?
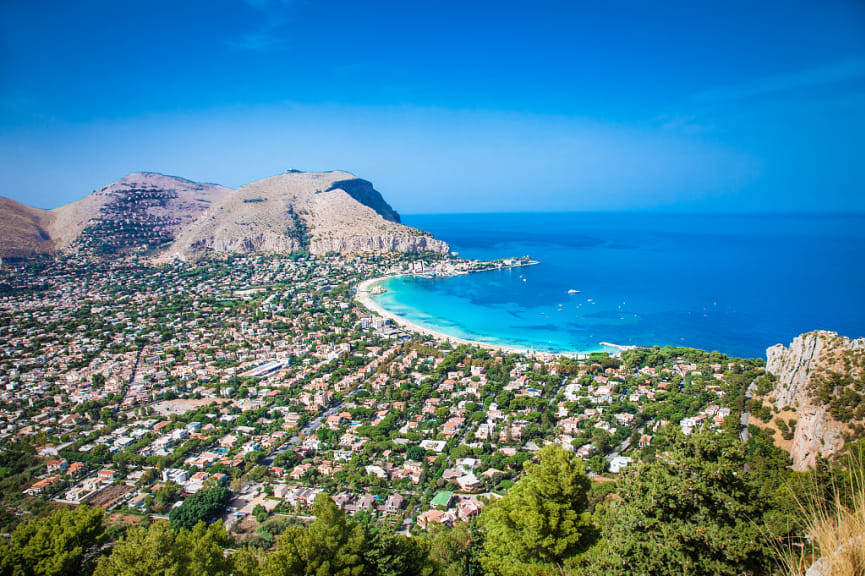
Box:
[567,289,580,294]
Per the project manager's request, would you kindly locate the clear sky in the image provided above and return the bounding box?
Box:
[1,0,863,213]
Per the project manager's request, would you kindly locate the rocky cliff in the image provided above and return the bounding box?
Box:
[766,331,865,471]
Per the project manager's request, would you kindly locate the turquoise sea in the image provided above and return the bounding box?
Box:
[371,213,865,358]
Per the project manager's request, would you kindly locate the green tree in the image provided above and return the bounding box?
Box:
[168,487,230,531]
[480,445,594,576]
[230,546,267,576]
[93,520,232,576]
[406,445,426,462]
[1,505,105,576]
[174,521,233,576]
[589,455,608,474]
[93,521,178,576]
[361,525,435,576]
[581,430,773,576]
[264,493,365,576]
[426,522,482,576]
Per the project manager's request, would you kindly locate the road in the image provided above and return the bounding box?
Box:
[606,418,653,463]
[740,381,757,442]
[262,385,364,466]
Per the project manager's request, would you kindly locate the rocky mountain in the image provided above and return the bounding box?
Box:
[164,171,448,259]
[0,170,449,259]
[766,331,865,470]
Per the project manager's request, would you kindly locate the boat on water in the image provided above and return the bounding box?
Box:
[568,289,580,294]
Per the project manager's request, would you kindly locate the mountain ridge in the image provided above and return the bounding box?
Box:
[0,170,449,259]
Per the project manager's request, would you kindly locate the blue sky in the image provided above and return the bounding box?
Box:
[1,0,863,213]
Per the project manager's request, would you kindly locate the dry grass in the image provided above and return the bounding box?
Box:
[777,451,865,576]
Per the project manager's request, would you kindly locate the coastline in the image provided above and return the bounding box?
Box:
[356,275,531,354]
[355,272,624,358]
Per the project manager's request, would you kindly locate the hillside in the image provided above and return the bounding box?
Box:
[59,172,233,255]
[0,170,448,259]
[0,172,231,258]
[0,198,54,259]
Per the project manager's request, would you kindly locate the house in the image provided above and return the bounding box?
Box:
[163,468,188,485]
[417,509,454,530]
[383,493,405,515]
[290,464,311,480]
[456,474,482,492]
[560,417,583,435]
[609,456,633,474]
[97,469,116,484]
[46,459,68,474]
[419,440,446,453]
[355,494,376,514]
[25,475,61,496]
[333,491,354,510]
[457,498,483,522]
[129,493,149,511]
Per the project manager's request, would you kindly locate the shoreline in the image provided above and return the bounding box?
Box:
[355,271,625,358]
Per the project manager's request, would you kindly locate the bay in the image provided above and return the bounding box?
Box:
[371,212,865,358]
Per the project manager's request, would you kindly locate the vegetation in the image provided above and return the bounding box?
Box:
[777,449,865,576]
[480,445,594,575]
[0,506,105,576]
[168,486,230,530]
[2,435,864,576]
[93,520,232,576]
[579,430,774,575]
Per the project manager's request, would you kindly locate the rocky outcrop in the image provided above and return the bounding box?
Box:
[767,331,865,471]
[190,233,301,254]
[325,178,401,223]
[311,233,449,254]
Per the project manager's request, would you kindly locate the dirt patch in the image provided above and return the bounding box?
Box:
[105,512,148,526]
[88,484,135,508]
[152,398,229,416]
[750,407,798,453]
[233,514,260,536]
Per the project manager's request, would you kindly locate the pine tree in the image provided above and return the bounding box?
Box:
[480,445,594,576]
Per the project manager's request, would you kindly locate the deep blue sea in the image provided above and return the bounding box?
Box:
[370,213,865,359]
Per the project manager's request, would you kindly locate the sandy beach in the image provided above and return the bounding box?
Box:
[354,275,620,357]
[355,276,535,354]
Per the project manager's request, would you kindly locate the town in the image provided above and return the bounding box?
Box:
[0,251,764,542]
